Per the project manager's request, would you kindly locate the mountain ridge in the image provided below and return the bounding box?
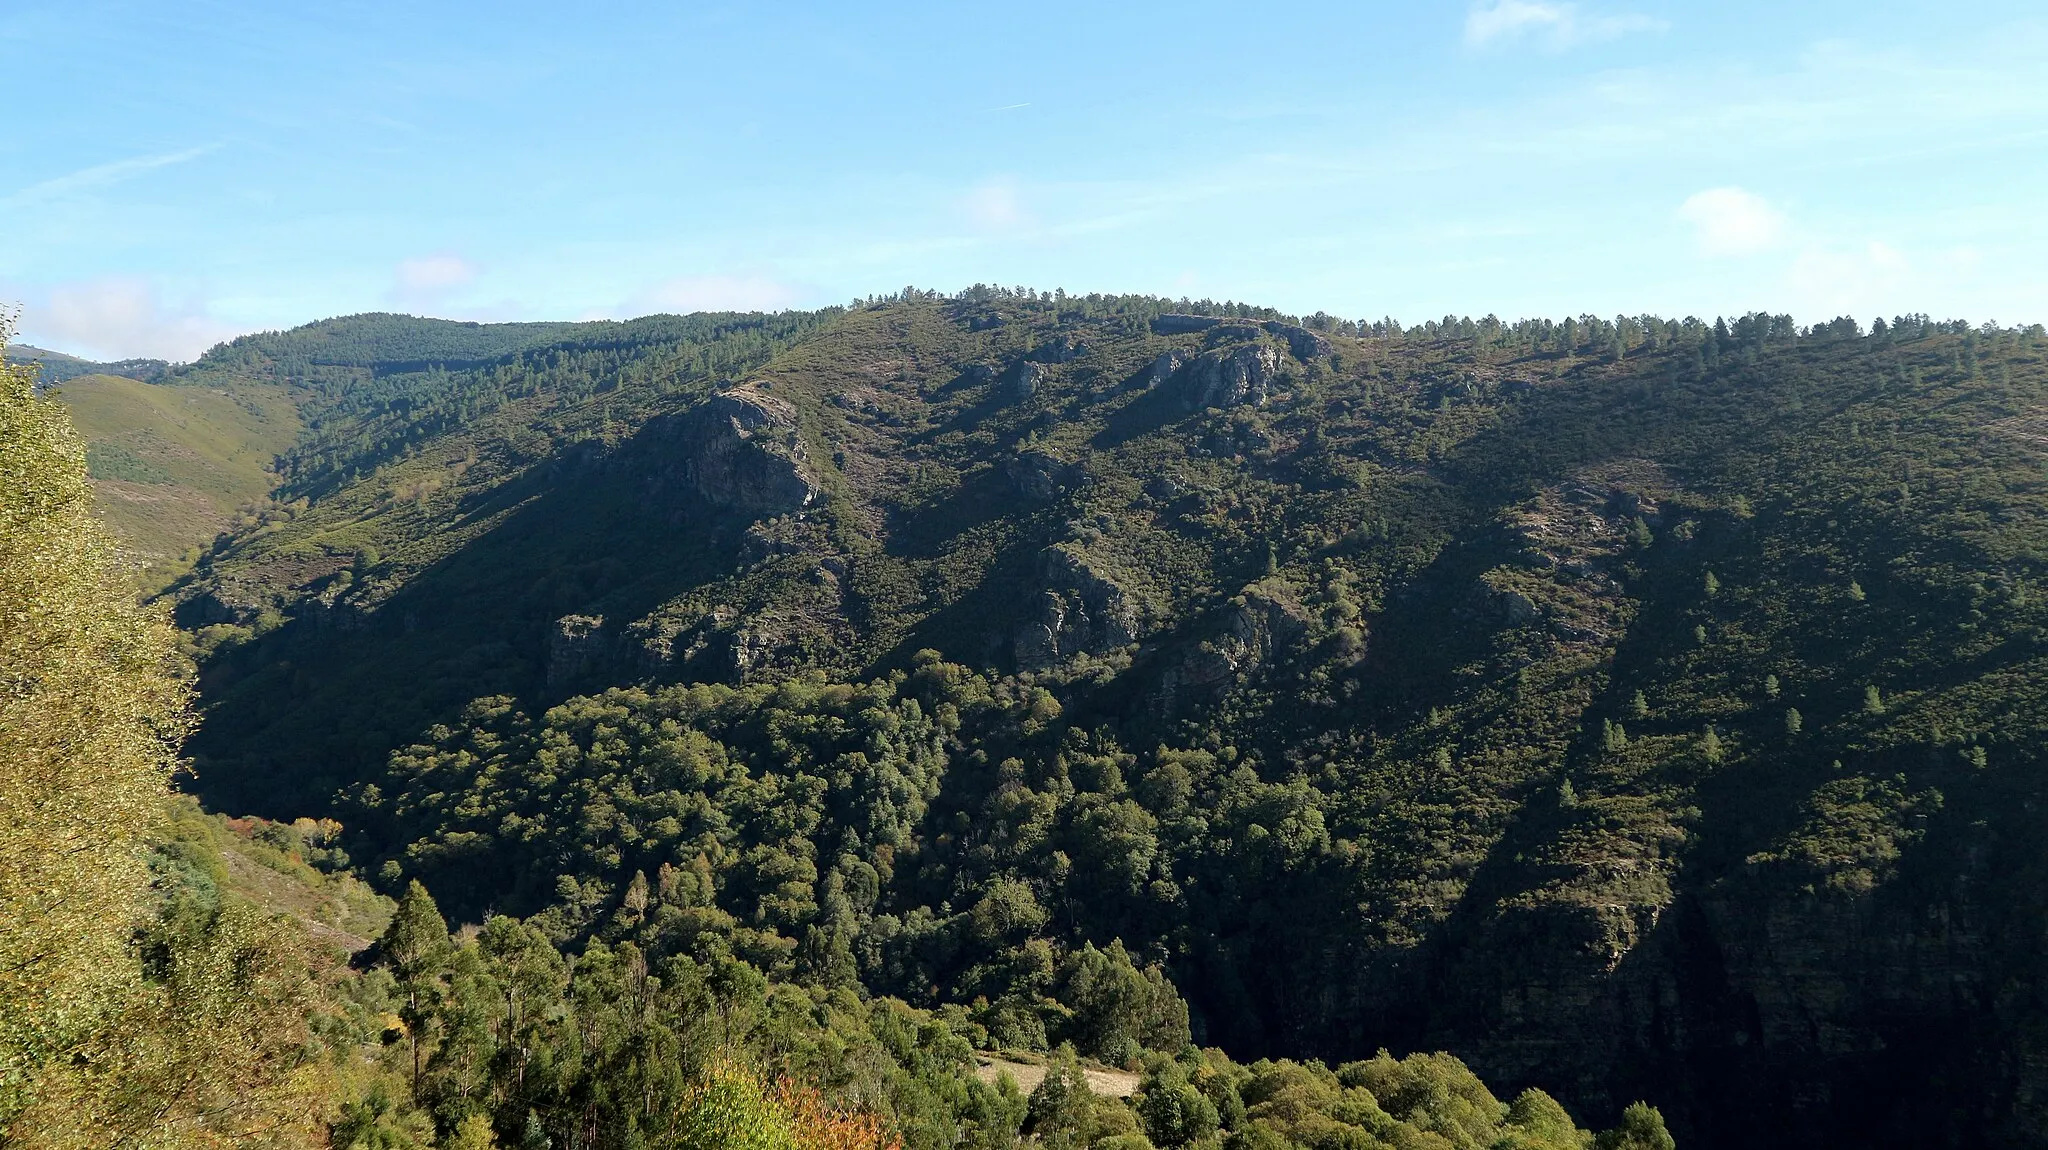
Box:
[137,294,2048,1147]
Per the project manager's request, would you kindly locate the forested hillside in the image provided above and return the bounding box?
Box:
[152,294,2048,1148]
[1,323,1674,1150]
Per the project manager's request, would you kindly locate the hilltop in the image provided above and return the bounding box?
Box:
[139,293,2048,1148]
[6,342,171,384]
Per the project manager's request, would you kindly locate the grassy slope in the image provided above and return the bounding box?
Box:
[54,373,300,581]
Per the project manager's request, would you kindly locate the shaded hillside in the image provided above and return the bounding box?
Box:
[172,294,2048,1148]
[54,373,300,581]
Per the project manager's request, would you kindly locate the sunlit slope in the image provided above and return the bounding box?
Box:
[55,373,300,576]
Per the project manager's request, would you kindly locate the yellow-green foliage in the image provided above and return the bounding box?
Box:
[0,339,190,1134]
[675,1060,805,1150]
[0,341,322,1147]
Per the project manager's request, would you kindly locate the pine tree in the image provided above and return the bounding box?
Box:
[1630,690,1650,720]
[1785,708,1803,736]
[1602,720,1629,754]
[1864,685,1886,715]
[384,880,454,1094]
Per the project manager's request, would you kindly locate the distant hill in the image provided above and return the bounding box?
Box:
[51,373,299,583]
[8,342,171,384]
[153,295,2048,1148]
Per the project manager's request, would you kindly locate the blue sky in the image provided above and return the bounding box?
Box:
[4,0,2045,360]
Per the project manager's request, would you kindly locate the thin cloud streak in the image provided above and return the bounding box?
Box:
[1463,1,1665,50]
[1,146,217,208]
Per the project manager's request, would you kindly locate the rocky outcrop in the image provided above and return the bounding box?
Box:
[648,386,817,519]
[1153,314,1224,336]
[1140,351,1185,390]
[1007,361,1048,403]
[1007,448,1080,501]
[548,614,610,688]
[1155,581,1308,709]
[1263,322,1331,361]
[1175,343,1281,411]
[1151,314,1330,360]
[1014,547,1139,669]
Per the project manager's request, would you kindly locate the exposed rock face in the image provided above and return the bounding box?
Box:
[1264,322,1331,361]
[1155,581,1308,709]
[651,386,817,518]
[1205,323,1266,346]
[1007,448,1079,501]
[1014,547,1138,669]
[1141,351,1185,390]
[548,614,609,688]
[1152,313,1221,336]
[1424,858,2020,1148]
[1008,361,1048,402]
[1176,343,1281,411]
[1152,314,1330,360]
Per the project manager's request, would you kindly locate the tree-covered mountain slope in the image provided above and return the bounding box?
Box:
[171,293,2048,1148]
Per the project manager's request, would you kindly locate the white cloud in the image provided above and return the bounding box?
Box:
[1786,240,1911,320]
[21,277,239,362]
[622,273,802,316]
[1677,187,1789,256]
[395,253,479,296]
[963,177,1028,230]
[1463,1,1663,50]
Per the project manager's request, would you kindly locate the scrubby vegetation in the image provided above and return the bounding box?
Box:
[16,291,2048,1147]
[3,333,1673,1150]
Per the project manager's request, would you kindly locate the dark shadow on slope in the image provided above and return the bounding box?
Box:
[1091,383,1190,450]
[879,465,1025,562]
[185,427,763,821]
